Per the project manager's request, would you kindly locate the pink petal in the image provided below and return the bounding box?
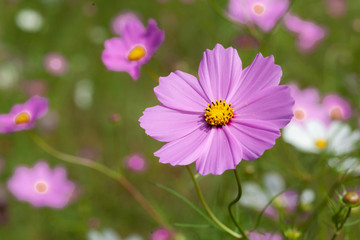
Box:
[25,96,48,118]
[233,85,294,128]
[144,19,165,56]
[198,44,242,101]
[229,119,281,160]
[154,127,211,166]
[154,71,209,113]
[139,105,204,142]
[120,16,146,42]
[196,127,242,175]
[102,38,130,71]
[228,53,282,104]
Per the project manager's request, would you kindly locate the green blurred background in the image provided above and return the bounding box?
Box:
[0,0,359,239]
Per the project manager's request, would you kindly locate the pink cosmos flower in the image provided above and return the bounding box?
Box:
[102,14,165,81]
[0,96,48,134]
[7,161,75,208]
[151,227,171,240]
[139,44,294,175]
[44,52,69,76]
[283,14,327,53]
[228,0,289,32]
[322,94,352,121]
[248,231,283,240]
[289,83,327,124]
[124,153,147,173]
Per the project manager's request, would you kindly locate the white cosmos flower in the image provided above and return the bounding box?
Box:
[328,157,360,175]
[240,172,285,210]
[87,229,142,240]
[15,9,43,33]
[283,119,360,155]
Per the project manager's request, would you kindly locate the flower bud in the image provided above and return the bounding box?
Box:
[343,192,360,207]
[284,228,302,240]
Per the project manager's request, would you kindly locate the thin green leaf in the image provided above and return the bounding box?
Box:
[174,223,211,228]
[152,182,221,231]
[344,219,360,227]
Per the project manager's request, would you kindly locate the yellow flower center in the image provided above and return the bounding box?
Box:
[34,181,49,194]
[294,109,305,120]
[330,107,343,120]
[128,46,146,61]
[204,99,234,126]
[15,112,31,124]
[253,3,266,15]
[315,139,327,149]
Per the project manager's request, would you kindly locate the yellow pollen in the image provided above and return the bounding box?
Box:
[204,99,234,126]
[128,46,146,61]
[253,3,265,15]
[315,139,327,149]
[330,107,343,120]
[15,112,31,124]
[294,109,305,120]
[34,181,48,194]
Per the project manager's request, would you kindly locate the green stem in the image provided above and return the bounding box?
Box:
[143,65,159,82]
[331,207,352,240]
[29,132,169,228]
[186,166,243,239]
[228,168,249,239]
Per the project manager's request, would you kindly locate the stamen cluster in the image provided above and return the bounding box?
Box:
[204,99,234,126]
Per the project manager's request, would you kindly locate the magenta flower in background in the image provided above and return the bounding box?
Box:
[289,83,327,124]
[283,14,327,53]
[0,96,48,134]
[228,0,289,32]
[139,44,294,175]
[264,190,299,218]
[124,153,147,173]
[151,227,171,240]
[102,13,165,81]
[44,52,68,76]
[7,161,75,208]
[248,231,283,240]
[322,94,352,121]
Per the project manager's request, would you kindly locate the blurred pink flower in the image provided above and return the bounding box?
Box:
[322,94,352,121]
[324,0,347,18]
[139,44,294,175]
[7,161,75,208]
[44,52,68,76]
[23,80,48,97]
[283,14,327,53]
[228,0,289,32]
[248,231,283,240]
[124,153,147,173]
[289,83,327,124]
[0,96,48,134]
[151,227,171,240]
[38,111,59,134]
[102,14,165,81]
[264,190,299,218]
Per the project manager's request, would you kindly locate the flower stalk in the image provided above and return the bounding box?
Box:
[186,166,243,239]
[331,207,351,240]
[29,131,169,228]
[228,168,249,239]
